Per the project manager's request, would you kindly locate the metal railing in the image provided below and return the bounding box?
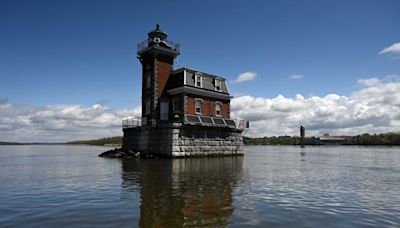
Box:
[184,114,249,130]
[137,39,180,53]
[237,119,250,130]
[122,117,142,129]
[122,115,249,130]
[159,113,170,121]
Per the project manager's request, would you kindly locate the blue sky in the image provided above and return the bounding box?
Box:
[1,0,400,141]
[1,0,399,108]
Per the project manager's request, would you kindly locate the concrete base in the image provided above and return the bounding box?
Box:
[122,123,244,157]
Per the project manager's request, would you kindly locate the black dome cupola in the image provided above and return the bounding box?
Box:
[137,24,180,56]
[147,24,169,48]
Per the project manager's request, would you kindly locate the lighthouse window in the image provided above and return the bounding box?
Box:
[145,99,151,114]
[215,102,222,117]
[195,99,202,114]
[215,79,222,92]
[145,74,151,89]
[195,74,203,88]
[172,97,179,112]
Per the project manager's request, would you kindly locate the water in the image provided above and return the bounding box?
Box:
[0,145,400,227]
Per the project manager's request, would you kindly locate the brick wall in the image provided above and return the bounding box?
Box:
[222,102,230,118]
[156,60,172,98]
[186,97,195,114]
[185,95,230,118]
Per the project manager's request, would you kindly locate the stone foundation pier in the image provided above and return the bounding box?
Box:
[122,123,244,157]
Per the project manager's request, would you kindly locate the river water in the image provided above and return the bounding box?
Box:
[0,145,399,227]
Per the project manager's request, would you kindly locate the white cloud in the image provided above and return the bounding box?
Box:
[2,75,400,141]
[357,78,380,86]
[289,74,303,80]
[0,102,141,142]
[232,72,257,83]
[379,42,400,55]
[231,75,400,137]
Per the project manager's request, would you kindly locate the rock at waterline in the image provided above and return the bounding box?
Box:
[98,148,140,158]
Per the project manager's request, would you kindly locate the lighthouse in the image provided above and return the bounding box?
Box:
[122,25,248,157]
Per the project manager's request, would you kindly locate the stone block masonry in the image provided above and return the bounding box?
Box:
[122,123,244,157]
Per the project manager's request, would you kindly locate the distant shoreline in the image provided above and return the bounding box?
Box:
[243,144,400,147]
[244,133,400,146]
[0,143,121,147]
[2,132,399,146]
[0,142,66,146]
[1,143,399,147]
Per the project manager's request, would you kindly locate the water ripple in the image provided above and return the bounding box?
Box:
[0,145,400,227]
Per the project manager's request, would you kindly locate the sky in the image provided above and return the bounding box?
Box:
[1,0,400,142]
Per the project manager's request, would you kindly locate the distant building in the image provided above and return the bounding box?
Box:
[122,25,249,157]
[300,126,305,138]
[300,126,305,145]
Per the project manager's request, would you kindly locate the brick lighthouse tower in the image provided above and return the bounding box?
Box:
[137,24,180,126]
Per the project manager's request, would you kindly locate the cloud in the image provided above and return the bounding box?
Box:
[231,75,400,137]
[0,101,141,142]
[0,98,9,104]
[379,42,400,55]
[2,75,400,141]
[357,78,380,86]
[289,74,303,80]
[232,72,257,83]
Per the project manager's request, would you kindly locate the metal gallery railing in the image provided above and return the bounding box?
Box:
[137,39,180,53]
[122,115,249,130]
[184,114,249,130]
[122,117,142,129]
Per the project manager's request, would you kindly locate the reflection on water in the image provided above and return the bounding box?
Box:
[300,147,306,161]
[121,157,243,227]
[1,145,400,227]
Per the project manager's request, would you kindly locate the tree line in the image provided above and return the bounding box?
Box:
[67,136,123,146]
[244,133,400,146]
[4,133,399,146]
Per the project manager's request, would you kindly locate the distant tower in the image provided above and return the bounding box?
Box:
[300,126,305,145]
[137,24,180,126]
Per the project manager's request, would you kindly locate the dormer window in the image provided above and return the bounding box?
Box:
[195,73,203,88]
[215,79,222,92]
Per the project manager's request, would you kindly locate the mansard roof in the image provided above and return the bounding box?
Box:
[172,67,226,80]
[169,67,230,95]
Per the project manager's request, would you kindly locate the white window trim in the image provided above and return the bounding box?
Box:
[183,70,187,85]
[214,79,222,92]
[215,102,222,117]
[195,98,203,115]
[195,73,203,88]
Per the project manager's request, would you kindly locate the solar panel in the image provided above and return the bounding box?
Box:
[212,118,225,125]
[200,116,213,124]
[224,119,236,127]
[185,115,201,123]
